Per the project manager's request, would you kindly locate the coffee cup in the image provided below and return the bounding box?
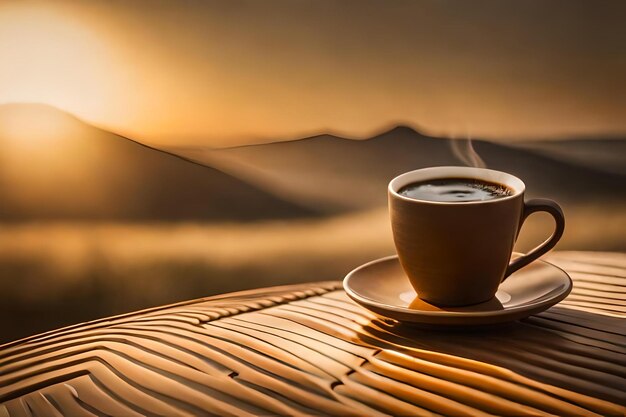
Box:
[388,166,565,306]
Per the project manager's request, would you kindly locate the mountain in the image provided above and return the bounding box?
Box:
[3,104,622,220]
[510,138,626,176]
[168,126,626,212]
[0,104,314,221]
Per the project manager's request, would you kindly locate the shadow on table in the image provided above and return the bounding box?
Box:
[359,307,626,406]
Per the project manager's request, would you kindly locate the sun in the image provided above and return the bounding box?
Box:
[0,4,113,119]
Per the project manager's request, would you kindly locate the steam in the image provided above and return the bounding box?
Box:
[450,136,486,168]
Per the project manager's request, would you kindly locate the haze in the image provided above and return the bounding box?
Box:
[1,0,625,146]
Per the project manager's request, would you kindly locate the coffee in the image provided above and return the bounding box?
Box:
[390,167,564,306]
[398,178,512,202]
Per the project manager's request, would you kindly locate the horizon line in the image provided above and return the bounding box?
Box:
[1,101,625,150]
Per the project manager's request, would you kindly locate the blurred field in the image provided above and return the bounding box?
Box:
[1,204,624,343]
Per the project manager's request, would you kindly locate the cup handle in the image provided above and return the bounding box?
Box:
[503,198,565,280]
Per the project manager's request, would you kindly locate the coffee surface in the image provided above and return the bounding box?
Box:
[398,178,513,202]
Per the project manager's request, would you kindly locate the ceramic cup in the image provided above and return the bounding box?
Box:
[388,166,565,306]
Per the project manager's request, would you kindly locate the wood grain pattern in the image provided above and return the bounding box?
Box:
[1,252,625,416]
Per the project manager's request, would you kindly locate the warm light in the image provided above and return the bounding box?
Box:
[0,104,73,147]
[0,2,624,146]
[0,4,114,121]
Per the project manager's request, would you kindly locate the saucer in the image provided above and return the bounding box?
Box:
[343,253,572,326]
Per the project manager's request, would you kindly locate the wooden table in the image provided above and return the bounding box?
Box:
[1,252,625,416]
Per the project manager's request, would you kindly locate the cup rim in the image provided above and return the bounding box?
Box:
[388,166,525,205]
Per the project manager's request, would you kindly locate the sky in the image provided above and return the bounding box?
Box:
[0,0,625,146]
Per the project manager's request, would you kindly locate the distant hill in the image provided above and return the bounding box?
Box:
[168,126,626,212]
[510,138,626,176]
[0,104,313,221]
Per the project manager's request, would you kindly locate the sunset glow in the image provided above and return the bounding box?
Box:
[0,5,116,122]
[1,1,625,146]
[0,1,624,391]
